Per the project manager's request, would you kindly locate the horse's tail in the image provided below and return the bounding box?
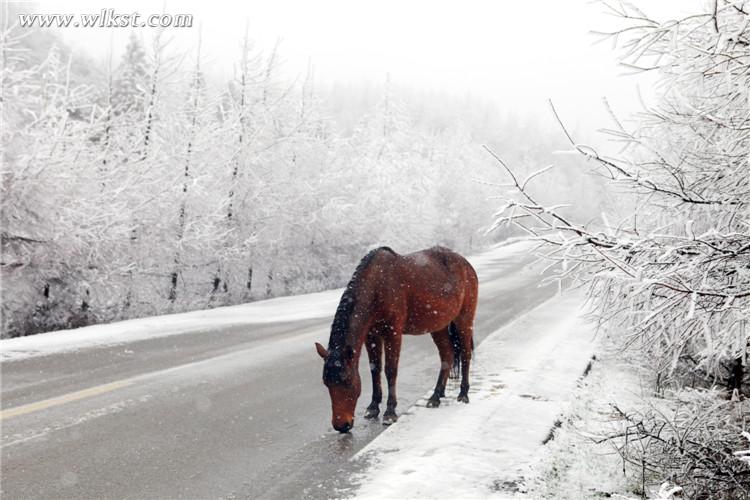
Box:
[449,322,475,379]
[449,322,461,379]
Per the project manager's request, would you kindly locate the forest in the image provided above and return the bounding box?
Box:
[1,14,605,337]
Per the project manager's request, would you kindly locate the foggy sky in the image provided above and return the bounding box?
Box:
[15,0,702,134]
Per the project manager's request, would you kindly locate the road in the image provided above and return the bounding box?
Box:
[1,244,556,499]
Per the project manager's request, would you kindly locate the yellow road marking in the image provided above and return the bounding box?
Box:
[0,379,134,421]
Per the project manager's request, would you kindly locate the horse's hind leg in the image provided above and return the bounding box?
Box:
[427,326,453,408]
[364,332,383,419]
[454,312,476,404]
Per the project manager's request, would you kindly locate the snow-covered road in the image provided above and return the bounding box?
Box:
[1,241,573,499]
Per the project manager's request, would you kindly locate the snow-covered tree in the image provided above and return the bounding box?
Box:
[493,0,750,388]
[111,33,149,117]
[2,20,575,337]
[1,29,137,333]
[489,4,750,495]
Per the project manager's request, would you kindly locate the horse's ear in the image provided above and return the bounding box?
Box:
[315,342,329,360]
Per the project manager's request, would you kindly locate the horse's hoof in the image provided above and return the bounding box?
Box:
[364,408,380,419]
[457,394,469,403]
[382,413,398,425]
[426,397,441,408]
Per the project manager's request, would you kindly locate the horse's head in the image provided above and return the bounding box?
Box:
[315,342,361,433]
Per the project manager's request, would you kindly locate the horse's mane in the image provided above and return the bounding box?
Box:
[324,246,395,384]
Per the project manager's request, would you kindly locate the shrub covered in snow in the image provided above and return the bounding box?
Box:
[493,0,750,401]
[492,1,750,497]
[604,390,748,499]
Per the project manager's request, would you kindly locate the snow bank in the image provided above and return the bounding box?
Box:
[350,291,594,500]
[0,288,343,361]
[1,240,536,362]
[528,341,651,499]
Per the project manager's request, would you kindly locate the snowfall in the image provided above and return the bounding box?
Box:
[1,241,613,499]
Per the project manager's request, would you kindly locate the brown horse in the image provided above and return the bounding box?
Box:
[315,246,478,433]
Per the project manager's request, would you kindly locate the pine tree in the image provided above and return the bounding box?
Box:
[168,39,204,303]
[111,33,148,116]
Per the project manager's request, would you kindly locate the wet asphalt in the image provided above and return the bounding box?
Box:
[1,248,555,499]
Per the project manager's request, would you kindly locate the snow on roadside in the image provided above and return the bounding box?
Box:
[349,290,595,500]
[0,288,342,361]
[527,340,649,499]
[1,240,536,362]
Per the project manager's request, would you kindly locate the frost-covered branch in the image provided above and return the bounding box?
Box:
[490,0,750,383]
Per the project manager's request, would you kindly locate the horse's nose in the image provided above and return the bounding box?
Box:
[334,421,352,433]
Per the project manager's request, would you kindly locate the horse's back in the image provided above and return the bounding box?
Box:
[403,246,477,290]
[384,246,477,334]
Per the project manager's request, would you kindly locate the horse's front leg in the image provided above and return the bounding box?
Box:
[364,332,383,419]
[382,328,403,425]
